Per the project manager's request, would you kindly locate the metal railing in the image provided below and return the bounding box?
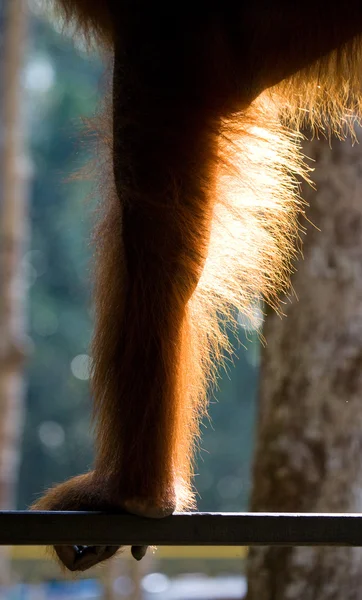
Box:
[2,511,362,546]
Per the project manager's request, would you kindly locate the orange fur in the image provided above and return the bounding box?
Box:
[34,0,362,570]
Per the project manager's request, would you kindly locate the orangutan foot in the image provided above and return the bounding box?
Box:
[31,473,176,571]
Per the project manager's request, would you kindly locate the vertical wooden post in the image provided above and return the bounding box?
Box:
[0,0,31,584]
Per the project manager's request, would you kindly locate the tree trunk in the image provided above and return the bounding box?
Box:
[0,0,30,584]
[246,132,362,600]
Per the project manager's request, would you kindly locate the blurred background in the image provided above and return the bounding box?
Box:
[0,0,260,597]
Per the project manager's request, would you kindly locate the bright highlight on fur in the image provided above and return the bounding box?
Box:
[33,1,362,572]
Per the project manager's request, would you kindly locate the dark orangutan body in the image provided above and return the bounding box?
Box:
[33,0,362,570]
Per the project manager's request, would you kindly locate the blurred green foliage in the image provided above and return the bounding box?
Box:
[18,11,259,513]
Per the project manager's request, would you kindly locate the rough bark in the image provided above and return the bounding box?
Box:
[0,0,30,583]
[246,132,362,600]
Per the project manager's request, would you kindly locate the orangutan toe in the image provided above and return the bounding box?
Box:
[131,545,148,561]
[54,544,120,572]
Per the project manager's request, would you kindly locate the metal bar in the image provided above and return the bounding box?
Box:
[1,512,362,546]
